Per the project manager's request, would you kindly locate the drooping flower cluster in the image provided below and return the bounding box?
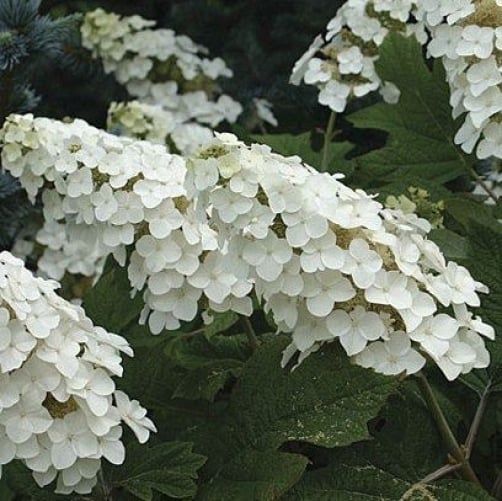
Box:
[414,0,502,159]
[0,251,155,494]
[1,114,494,381]
[289,0,424,112]
[81,8,242,132]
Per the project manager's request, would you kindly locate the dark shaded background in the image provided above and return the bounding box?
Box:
[36,0,347,133]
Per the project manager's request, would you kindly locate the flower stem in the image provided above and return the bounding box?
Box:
[420,463,462,484]
[241,315,260,351]
[321,111,337,172]
[98,469,113,501]
[465,379,492,459]
[415,372,481,486]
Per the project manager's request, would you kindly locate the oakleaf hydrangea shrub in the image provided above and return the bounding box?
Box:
[8,8,276,279]
[0,251,155,494]
[1,113,494,381]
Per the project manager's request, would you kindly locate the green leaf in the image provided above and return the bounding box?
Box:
[251,132,354,176]
[286,386,494,500]
[320,139,355,176]
[348,33,472,188]
[186,336,399,499]
[166,334,251,370]
[459,369,496,395]
[204,311,239,338]
[166,334,252,401]
[433,480,495,500]
[197,450,308,501]
[1,462,67,500]
[373,176,452,202]
[112,442,206,500]
[118,334,179,409]
[429,228,468,261]
[493,198,502,220]
[0,478,13,501]
[82,257,144,333]
[445,196,498,234]
[172,366,240,401]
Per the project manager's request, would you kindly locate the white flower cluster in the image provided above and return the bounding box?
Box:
[81,8,242,130]
[0,251,155,494]
[414,0,502,159]
[107,100,214,155]
[1,114,494,381]
[294,0,501,158]
[289,0,424,112]
[1,114,146,280]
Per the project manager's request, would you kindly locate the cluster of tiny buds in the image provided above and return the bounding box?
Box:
[385,186,445,229]
[0,113,494,384]
[0,251,155,494]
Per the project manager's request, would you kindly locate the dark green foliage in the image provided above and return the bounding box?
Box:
[167,333,251,401]
[82,255,144,333]
[286,384,494,500]
[348,33,473,190]
[108,442,206,500]
[184,337,400,498]
[203,311,239,338]
[462,221,502,376]
[429,228,468,261]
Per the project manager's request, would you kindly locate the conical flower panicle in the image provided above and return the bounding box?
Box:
[0,114,494,382]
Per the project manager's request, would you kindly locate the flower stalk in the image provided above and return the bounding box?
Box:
[415,371,481,486]
[465,379,492,459]
[241,315,260,352]
[321,111,336,172]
